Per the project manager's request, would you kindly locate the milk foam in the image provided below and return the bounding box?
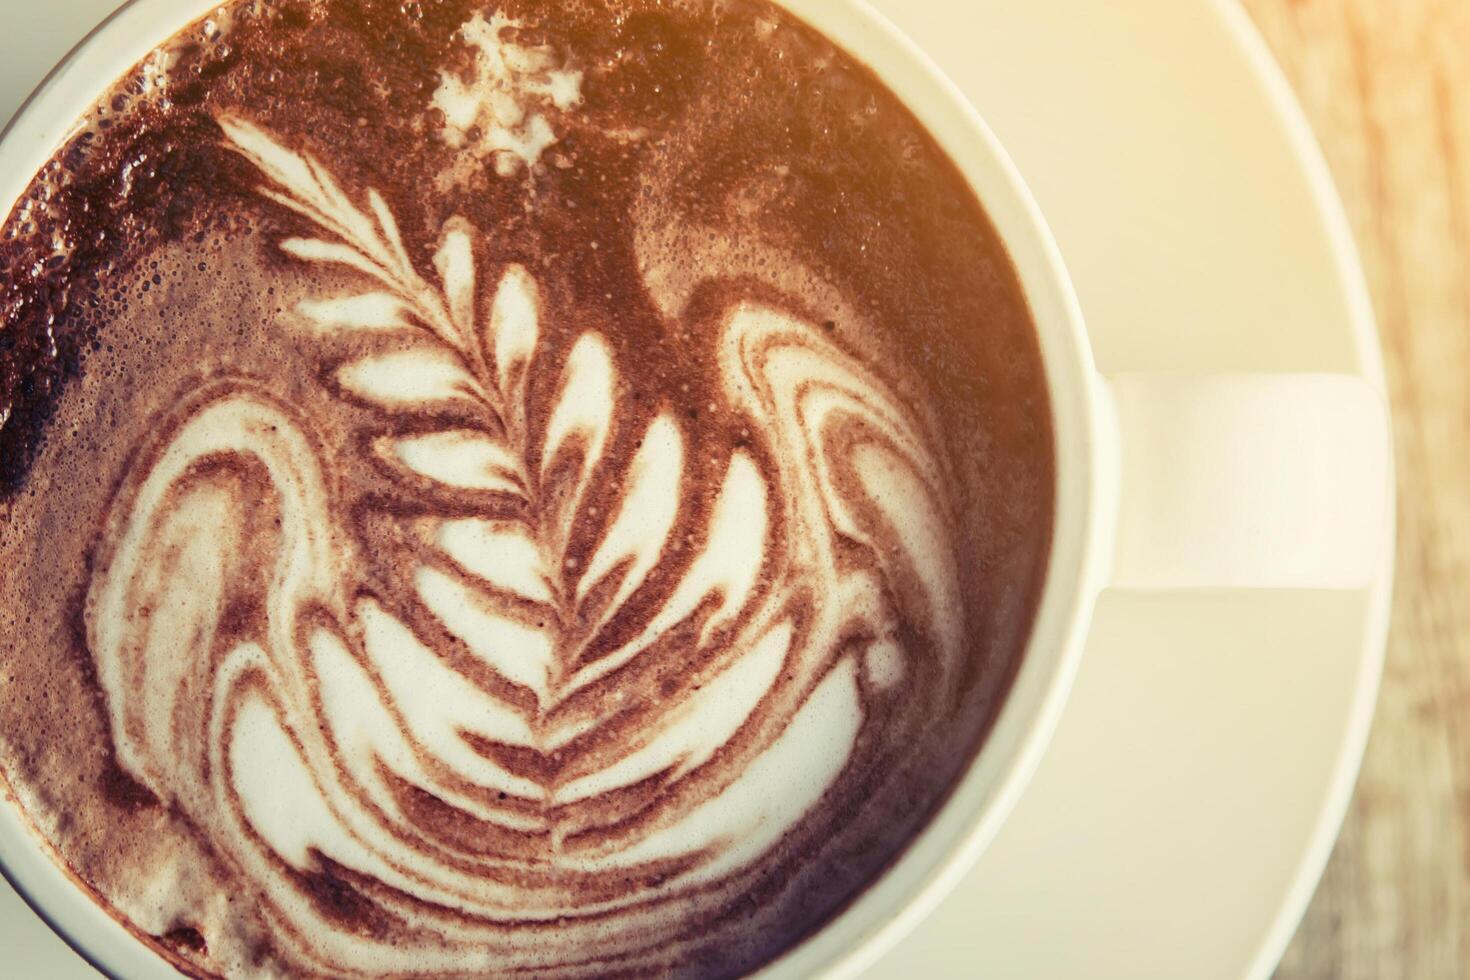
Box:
[70,116,966,974]
[432,12,584,178]
[0,2,1055,975]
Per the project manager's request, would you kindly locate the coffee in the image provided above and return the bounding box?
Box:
[0,1,1054,976]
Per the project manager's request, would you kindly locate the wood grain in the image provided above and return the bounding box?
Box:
[1240,1,1470,977]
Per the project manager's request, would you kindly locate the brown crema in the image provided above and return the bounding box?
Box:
[0,1,1054,977]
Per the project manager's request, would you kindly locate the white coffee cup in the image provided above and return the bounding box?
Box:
[0,1,1392,978]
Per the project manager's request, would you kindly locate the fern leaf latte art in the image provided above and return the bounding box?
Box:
[0,1,1054,977]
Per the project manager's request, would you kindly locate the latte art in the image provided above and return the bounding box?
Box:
[0,1,1054,976]
[84,119,960,972]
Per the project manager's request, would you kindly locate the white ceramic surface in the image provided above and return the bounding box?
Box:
[1,2,1113,978]
[0,1,1393,978]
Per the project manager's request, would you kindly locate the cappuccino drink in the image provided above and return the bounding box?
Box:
[0,1,1054,976]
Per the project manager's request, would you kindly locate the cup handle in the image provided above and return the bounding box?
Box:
[1101,373,1392,590]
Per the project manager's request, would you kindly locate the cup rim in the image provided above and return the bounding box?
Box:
[0,2,1107,978]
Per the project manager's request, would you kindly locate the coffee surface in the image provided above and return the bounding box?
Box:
[0,1,1054,977]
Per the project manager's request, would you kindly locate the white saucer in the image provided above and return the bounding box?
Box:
[0,1,1390,978]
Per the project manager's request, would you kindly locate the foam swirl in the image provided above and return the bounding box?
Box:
[72,118,969,974]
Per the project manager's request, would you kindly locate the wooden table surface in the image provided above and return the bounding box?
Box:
[1239,1,1470,977]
